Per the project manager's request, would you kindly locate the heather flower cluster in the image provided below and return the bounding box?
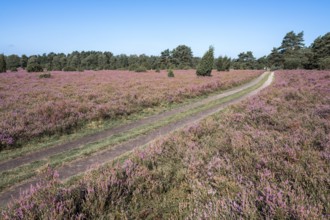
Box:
[0,69,261,149]
[2,70,329,219]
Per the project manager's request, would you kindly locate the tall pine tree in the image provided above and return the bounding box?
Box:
[311,32,330,69]
[279,31,305,54]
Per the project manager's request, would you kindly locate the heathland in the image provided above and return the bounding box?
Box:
[0,69,267,206]
[1,70,329,219]
[0,30,329,218]
[0,69,261,150]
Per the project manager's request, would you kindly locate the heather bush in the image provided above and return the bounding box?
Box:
[2,70,329,218]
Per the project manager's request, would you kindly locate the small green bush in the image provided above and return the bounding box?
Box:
[167,69,174,77]
[39,72,52,78]
[135,66,147,72]
[63,66,77,72]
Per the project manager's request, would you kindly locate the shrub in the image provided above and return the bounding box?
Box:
[39,72,52,78]
[283,57,301,69]
[135,66,147,72]
[318,57,330,70]
[10,67,17,72]
[46,64,52,71]
[129,64,138,71]
[26,56,44,72]
[63,66,77,72]
[216,56,231,71]
[26,63,44,72]
[167,69,174,77]
[155,68,160,73]
[196,46,214,76]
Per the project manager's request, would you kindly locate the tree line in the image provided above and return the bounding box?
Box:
[0,45,200,73]
[268,31,330,70]
[0,31,329,73]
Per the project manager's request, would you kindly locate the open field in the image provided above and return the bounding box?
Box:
[1,0,329,219]
[2,70,329,218]
[0,69,262,150]
[0,71,270,206]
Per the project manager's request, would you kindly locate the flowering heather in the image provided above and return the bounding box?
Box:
[2,70,329,219]
[0,69,261,149]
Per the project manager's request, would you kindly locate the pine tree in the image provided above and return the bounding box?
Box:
[268,47,283,69]
[311,32,330,69]
[196,46,214,76]
[279,31,305,54]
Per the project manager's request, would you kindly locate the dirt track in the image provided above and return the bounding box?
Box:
[0,72,273,207]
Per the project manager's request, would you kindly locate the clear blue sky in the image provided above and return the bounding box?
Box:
[0,0,329,58]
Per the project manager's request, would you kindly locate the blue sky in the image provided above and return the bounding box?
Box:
[0,0,329,58]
